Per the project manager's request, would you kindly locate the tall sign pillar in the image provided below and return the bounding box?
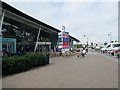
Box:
[62,26,69,51]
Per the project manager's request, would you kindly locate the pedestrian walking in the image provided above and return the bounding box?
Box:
[86,48,88,53]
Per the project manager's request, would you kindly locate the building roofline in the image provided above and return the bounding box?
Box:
[2,2,61,33]
[70,35,80,42]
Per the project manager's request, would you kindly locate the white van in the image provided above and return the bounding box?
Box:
[106,42,120,53]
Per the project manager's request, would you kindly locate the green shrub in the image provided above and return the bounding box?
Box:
[2,52,49,76]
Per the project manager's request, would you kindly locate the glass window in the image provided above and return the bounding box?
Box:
[113,44,120,47]
[107,45,111,48]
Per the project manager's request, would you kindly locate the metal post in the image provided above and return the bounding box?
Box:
[62,26,65,52]
[34,26,41,52]
[87,38,88,46]
[108,32,112,43]
[76,42,78,50]
[0,10,5,35]
[62,25,65,32]
[83,35,86,46]
[110,32,112,42]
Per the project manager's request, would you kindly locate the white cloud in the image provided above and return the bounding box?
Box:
[3,0,119,2]
[3,1,118,43]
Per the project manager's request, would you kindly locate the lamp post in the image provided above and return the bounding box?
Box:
[110,32,112,42]
[62,25,65,51]
[83,35,88,47]
[83,35,86,46]
[62,25,65,33]
[108,32,112,43]
[87,38,88,46]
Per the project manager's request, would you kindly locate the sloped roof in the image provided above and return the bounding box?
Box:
[70,35,80,42]
[1,2,61,33]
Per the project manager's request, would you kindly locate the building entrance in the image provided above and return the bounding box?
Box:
[2,38,16,54]
[36,42,51,52]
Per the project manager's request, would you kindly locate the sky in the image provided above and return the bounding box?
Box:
[3,0,118,44]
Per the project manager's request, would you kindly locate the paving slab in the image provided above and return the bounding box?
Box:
[2,52,118,88]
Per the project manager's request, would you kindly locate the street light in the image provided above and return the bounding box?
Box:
[62,25,65,33]
[83,35,88,46]
[83,35,86,45]
[108,32,112,43]
[87,38,88,46]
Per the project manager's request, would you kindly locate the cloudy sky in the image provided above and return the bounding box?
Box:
[3,0,118,44]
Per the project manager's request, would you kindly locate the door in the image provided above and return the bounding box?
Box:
[2,42,14,53]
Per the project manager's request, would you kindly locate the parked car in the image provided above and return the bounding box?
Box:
[101,47,107,53]
[117,50,120,58]
[106,42,120,54]
[111,49,120,56]
[110,46,120,58]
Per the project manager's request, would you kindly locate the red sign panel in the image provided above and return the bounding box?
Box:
[63,42,69,45]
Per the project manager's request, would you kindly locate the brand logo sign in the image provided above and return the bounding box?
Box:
[63,46,69,48]
[63,35,69,38]
[63,38,69,42]
[63,42,69,45]
[63,32,69,49]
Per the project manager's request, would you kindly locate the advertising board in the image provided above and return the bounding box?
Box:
[62,32,69,49]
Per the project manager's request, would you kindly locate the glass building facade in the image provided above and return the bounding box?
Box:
[0,2,60,56]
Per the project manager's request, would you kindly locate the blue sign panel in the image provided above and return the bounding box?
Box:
[63,38,69,42]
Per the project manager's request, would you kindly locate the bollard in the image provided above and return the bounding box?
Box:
[47,53,49,64]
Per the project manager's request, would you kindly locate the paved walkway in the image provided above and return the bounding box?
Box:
[2,52,118,88]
